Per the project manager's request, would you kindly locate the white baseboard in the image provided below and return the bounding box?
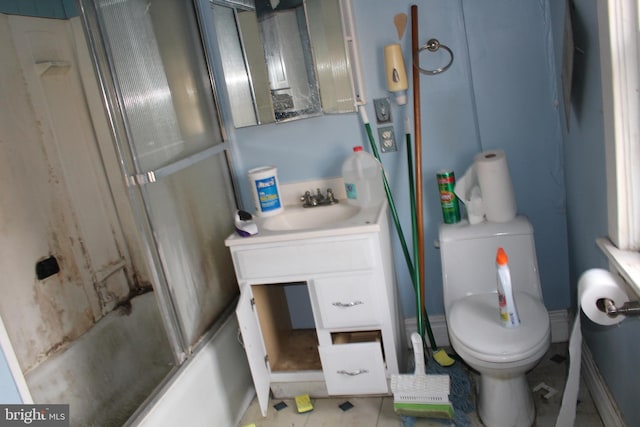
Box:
[549,309,572,342]
[404,309,571,348]
[404,314,449,347]
[581,342,627,427]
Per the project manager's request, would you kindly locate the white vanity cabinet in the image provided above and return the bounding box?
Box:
[225,202,406,416]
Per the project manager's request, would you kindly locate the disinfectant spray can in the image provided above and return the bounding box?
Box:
[437,170,460,224]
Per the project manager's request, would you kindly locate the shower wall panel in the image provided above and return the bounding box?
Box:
[0,13,134,372]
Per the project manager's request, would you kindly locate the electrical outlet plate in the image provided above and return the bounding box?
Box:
[373,98,392,124]
[378,126,397,152]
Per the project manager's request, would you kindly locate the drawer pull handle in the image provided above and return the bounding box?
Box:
[332,300,364,308]
[337,369,369,376]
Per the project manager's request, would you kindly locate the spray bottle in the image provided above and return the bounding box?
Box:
[496,247,521,327]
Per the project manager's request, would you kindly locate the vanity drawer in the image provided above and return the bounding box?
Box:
[232,238,375,281]
[311,274,380,328]
[319,341,388,395]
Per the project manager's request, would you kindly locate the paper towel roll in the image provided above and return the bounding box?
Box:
[474,150,517,223]
[556,269,628,427]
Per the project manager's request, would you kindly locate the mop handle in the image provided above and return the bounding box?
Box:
[411,332,426,375]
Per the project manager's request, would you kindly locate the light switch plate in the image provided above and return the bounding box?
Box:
[378,126,397,152]
[373,98,392,124]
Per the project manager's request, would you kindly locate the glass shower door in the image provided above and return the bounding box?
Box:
[81,0,239,356]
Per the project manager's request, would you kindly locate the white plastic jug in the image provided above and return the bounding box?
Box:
[342,146,385,207]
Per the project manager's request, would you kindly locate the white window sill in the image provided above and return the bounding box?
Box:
[597,237,640,297]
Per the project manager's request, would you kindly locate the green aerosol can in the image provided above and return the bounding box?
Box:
[437,170,461,224]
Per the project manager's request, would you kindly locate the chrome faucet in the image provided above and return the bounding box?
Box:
[300,188,339,207]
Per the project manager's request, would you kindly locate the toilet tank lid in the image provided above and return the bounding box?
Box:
[439,216,533,243]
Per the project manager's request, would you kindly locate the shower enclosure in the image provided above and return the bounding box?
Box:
[78,0,240,355]
[0,0,242,425]
[78,0,241,420]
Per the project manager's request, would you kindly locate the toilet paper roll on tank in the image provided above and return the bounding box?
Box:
[454,150,517,224]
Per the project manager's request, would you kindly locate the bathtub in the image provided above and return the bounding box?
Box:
[24,291,254,426]
[126,312,254,427]
[25,293,174,426]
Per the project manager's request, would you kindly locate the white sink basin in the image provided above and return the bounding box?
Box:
[262,203,360,231]
[225,199,385,247]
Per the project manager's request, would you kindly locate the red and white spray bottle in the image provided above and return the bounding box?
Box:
[496,247,521,327]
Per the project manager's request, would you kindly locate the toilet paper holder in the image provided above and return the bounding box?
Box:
[597,298,640,317]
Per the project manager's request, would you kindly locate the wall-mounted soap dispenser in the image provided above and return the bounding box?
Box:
[383,44,408,105]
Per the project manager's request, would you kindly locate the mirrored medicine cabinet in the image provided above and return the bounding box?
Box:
[208,0,362,127]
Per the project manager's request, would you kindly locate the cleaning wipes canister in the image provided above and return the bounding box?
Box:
[248,166,283,217]
[496,247,521,327]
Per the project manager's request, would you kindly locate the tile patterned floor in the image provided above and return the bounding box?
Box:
[238,343,604,426]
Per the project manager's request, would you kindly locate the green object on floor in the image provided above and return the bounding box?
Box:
[393,402,455,419]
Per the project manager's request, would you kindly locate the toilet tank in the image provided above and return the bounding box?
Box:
[438,216,543,312]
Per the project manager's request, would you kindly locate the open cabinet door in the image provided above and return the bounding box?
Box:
[236,287,271,416]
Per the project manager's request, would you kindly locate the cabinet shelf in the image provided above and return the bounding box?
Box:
[253,282,321,372]
[270,329,321,372]
[331,330,382,345]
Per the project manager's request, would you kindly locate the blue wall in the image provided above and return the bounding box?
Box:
[0,0,76,18]
[0,348,21,403]
[552,0,639,424]
[231,0,571,317]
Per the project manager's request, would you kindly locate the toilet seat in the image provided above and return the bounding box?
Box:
[448,292,549,364]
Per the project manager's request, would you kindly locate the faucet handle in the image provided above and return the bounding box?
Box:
[325,188,338,204]
[301,190,315,207]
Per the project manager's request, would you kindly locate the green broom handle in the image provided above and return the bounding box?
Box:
[405,125,424,340]
[405,120,438,351]
[361,107,438,351]
[406,129,439,352]
[360,109,415,281]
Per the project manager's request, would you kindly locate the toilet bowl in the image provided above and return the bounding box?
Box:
[439,217,551,427]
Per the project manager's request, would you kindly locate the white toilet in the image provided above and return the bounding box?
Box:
[439,216,550,427]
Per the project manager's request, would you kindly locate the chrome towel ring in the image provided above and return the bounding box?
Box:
[413,38,454,75]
